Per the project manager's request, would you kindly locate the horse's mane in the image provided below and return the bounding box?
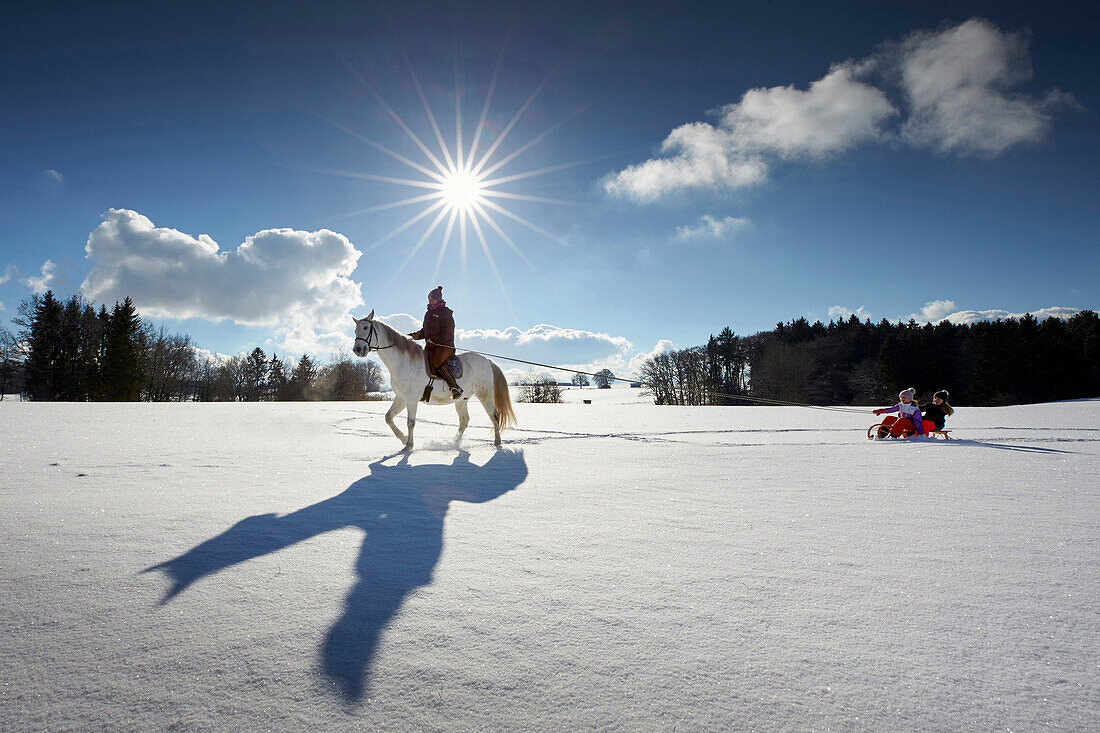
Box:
[373,318,423,361]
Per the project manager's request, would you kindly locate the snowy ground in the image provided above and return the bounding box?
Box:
[1,397,1097,731]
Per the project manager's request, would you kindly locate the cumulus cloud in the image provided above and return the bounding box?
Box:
[624,339,676,376]
[605,63,895,202]
[901,299,1083,324]
[606,18,1074,202]
[893,19,1077,156]
[25,260,57,293]
[674,215,751,242]
[604,123,767,203]
[828,305,873,321]
[82,209,363,354]
[717,63,897,158]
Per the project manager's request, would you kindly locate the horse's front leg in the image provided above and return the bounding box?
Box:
[385,397,407,445]
[403,400,419,451]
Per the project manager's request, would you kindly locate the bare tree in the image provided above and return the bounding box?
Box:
[0,327,23,399]
[517,375,563,403]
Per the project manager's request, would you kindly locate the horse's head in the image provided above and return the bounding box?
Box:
[351,309,376,357]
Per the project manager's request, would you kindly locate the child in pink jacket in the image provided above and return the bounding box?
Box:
[874,387,930,438]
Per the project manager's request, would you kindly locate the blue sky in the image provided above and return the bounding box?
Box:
[2,1,1097,376]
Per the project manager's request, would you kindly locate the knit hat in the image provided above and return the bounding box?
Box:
[899,387,916,401]
[428,285,443,302]
[933,390,949,401]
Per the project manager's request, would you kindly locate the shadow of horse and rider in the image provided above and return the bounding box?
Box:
[144,448,528,701]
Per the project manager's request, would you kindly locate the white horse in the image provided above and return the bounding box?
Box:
[351,310,516,450]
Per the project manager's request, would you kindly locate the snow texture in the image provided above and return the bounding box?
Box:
[1,396,1097,731]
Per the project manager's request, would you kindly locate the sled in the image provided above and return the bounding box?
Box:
[867,423,952,440]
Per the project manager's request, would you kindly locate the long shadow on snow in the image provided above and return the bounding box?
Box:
[926,439,1073,454]
[143,448,528,701]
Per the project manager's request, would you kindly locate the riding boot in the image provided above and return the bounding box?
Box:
[436,362,463,399]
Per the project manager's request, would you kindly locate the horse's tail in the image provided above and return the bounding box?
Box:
[491,361,517,432]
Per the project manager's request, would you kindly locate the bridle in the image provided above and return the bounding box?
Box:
[354,320,395,353]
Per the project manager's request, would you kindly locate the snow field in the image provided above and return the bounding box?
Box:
[0,399,1097,731]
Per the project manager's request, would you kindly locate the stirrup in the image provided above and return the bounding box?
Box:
[450,386,463,399]
[421,382,433,403]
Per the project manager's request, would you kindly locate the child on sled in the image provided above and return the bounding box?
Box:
[874,387,932,439]
[919,390,954,432]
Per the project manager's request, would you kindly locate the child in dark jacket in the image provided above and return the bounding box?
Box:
[919,390,954,432]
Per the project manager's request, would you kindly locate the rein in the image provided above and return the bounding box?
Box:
[355,321,397,352]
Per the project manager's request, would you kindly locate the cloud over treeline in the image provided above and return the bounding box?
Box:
[902,300,1084,325]
[831,300,1087,326]
[82,209,364,354]
[606,18,1077,202]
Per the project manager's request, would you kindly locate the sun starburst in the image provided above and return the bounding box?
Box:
[439,168,487,213]
[312,51,596,300]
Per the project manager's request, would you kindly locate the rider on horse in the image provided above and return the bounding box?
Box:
[408,285,463,399]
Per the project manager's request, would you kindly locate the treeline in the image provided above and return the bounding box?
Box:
[641,312,1100,407]
[1,291,385,402]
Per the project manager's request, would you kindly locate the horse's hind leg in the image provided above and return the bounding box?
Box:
[454,400,470,445]
[478,395,501,446]
[385,397,408,445]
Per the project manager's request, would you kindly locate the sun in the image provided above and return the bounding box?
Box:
[440,168,486,213]
[307,52,597,298]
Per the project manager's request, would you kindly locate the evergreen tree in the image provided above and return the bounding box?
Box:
[268,353,291,401]
[290,354,317,400]
[23,291,63,400]
[243,347,268,401]
[101,298,145,400]
[90,305,111,399]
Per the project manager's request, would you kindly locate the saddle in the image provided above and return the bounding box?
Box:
[424,353,463,380]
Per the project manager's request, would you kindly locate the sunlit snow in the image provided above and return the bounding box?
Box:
[1,396,1096,729]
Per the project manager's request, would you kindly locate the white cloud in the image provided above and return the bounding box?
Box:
[717,63,897,158]
[939,306,1083,325]
[0,264,15,284]
[828,305,873,321]
[624,339,676,376]
[604,122,767,203]
[906,299,959,321]
[25,260,57,293]
[901,299,1083,324]
[605,63,895,202]
[674,215,751,242]
[606,18,1075,203]
[31,169,66,194]
[894,18,1077,156]
[82,209,363,354]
